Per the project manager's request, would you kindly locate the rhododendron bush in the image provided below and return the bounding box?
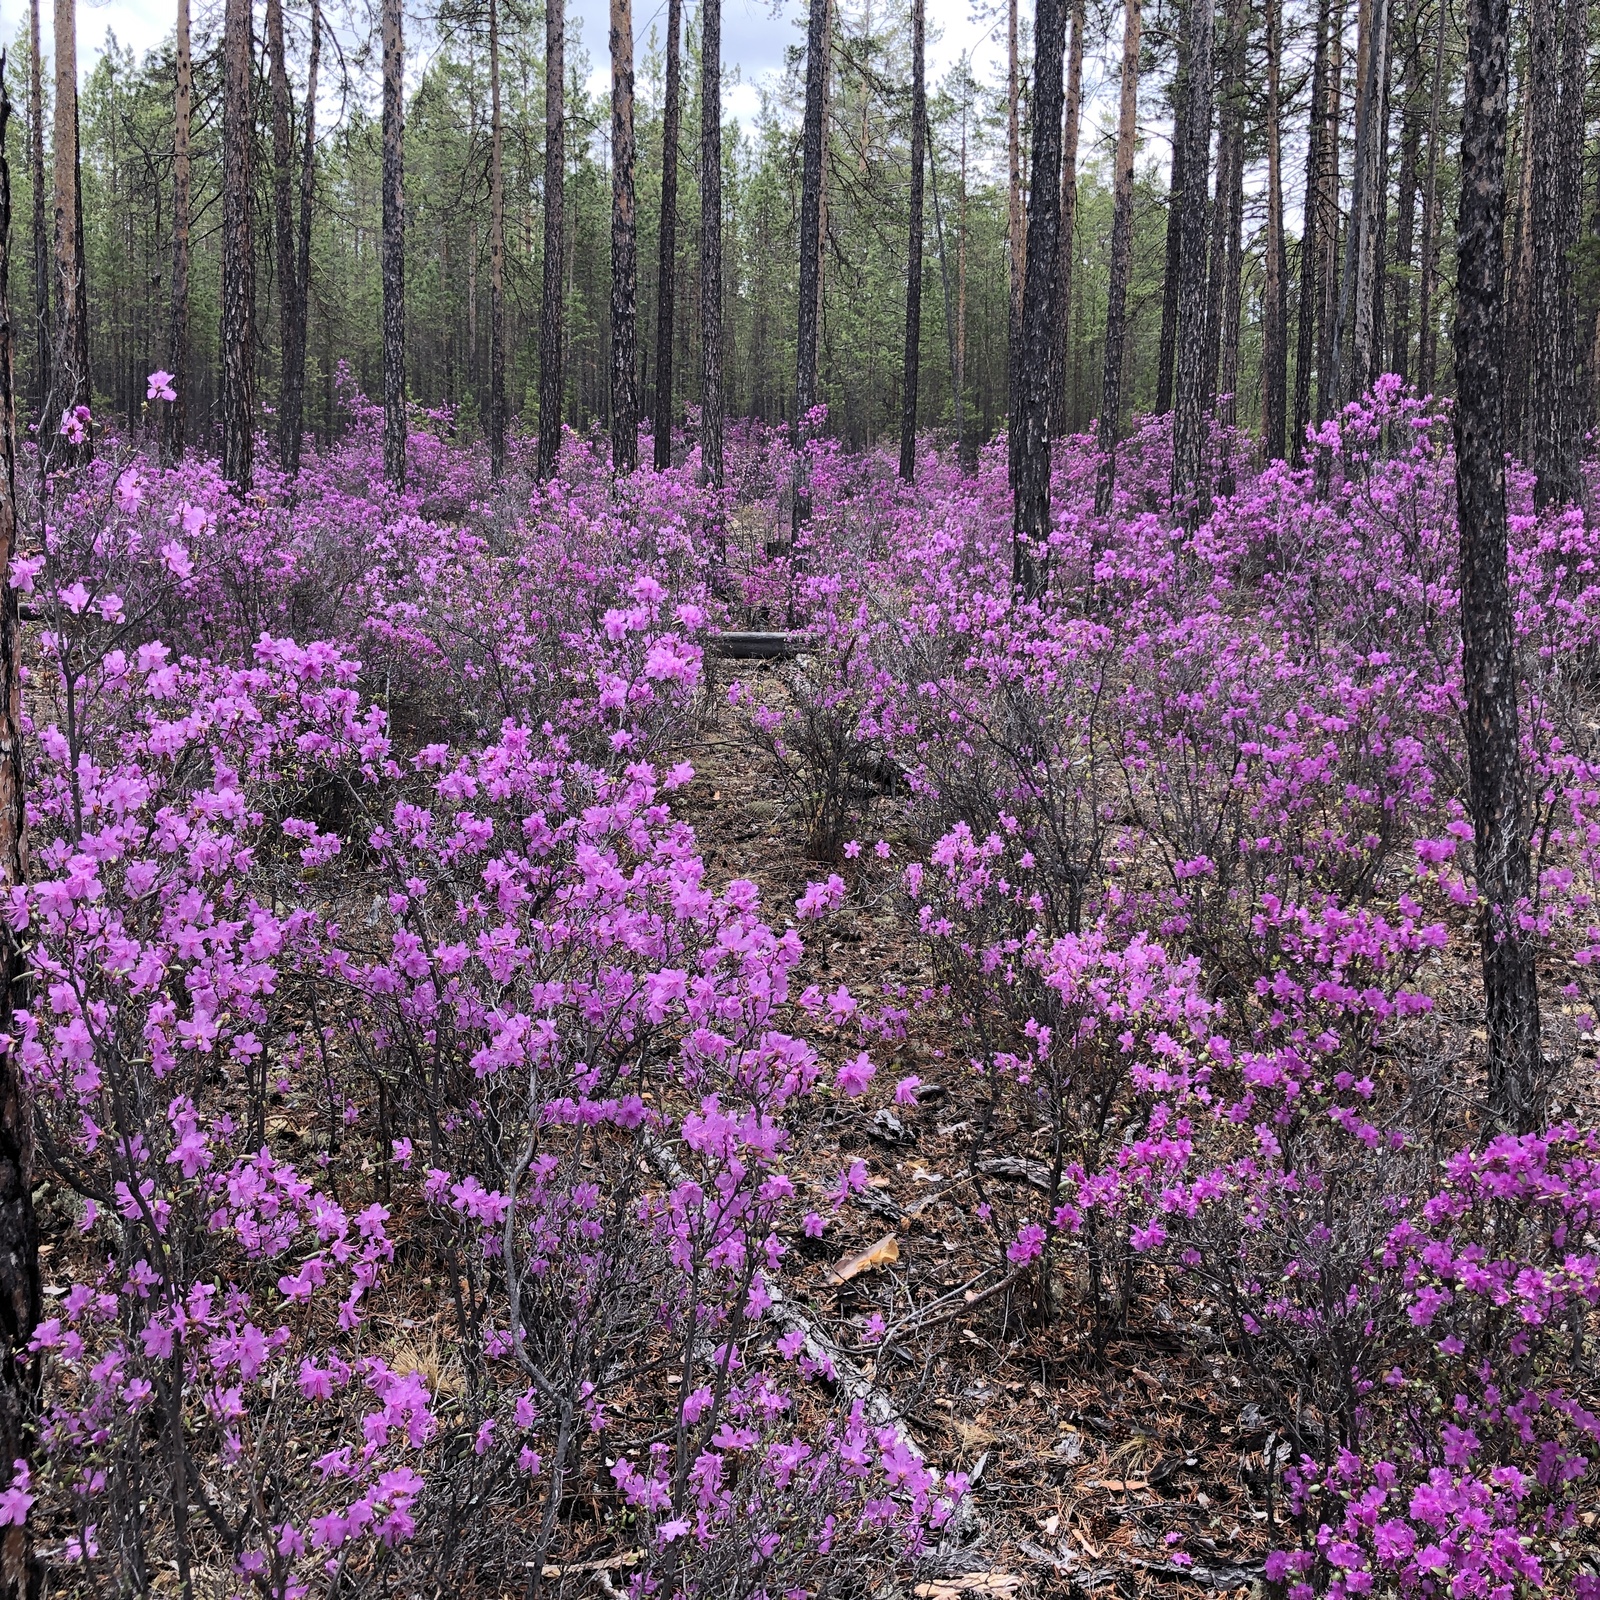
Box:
[6,381,1599,1597]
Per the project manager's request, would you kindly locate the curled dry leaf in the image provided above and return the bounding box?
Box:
[825,1231,900,1284]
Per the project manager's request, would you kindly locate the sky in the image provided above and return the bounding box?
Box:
[0,0,1017,135]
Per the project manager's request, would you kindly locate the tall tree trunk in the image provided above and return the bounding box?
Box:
[1455,0,1541,1128]
[220,0,255,491]
[1556,0,1586,442]
[957,95,971,463]
[266,0,295,469]
[1294,0,1331,458]
[1051,0,1085,435]
[1526,0,1583,503]
[1012,0,1068,597]
[1171,0,1214,518]
[0,82,41,1600]
[1316,0,1345,427]
[1204,0,1245,416]
[610,0,638,473]
[27,0,47,428]
[1332,0,1390,407]
[1505,72,1534,449]
[929,135,965,465]
[1006,0,1024,444]
[1095,0,1141,514]
[1156,9,1190,418]
[537,0,565,480]
[164,0,191,463]
[1417,0,1447,392]
[793,0,829,537]
[488,0,506,476]
[51,0,88,459]
[381,0,406,488]
[699,0,723,487]
[652,0,680,470]
[1389,3,1420,382]
[1215,0,1247,428]
[1263,0,1289,460]
[282,0,318,476]
[898,0,925,481]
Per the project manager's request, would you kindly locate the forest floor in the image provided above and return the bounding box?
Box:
[665,659,1278,1600]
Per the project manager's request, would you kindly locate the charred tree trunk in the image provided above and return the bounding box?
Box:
[1006,0,1024,443]
[898,0,925,481]
[27,0,47,427]
[1455,0,1542,1128]
[220,0,255,491]
[1332,0,1390,408]
[700,0,723,488]
[164,0,191,463]
[1389,5,1420,382]
[381,0,406,488]
[1051,0,1085,435]
[1263,0,1289,461]
[1215,0,1247,429]
[1292,0,1331,460]
[266,0,295,469]
[1171,0,1214,518]
[1011,0,1068,597]
[50,0,88,462]
[1417,0,1447,393]
[652,0,680,470]
[1095,0,1141,514]
[1204,0,1246,416]
[537,0,565,480]
[1316,0,1345,428]
[0,82,40,1600]
[1156,9,1190,418]
[610,0,638,473]
[1526,0,1583,504]
[281,0,319,476]
[793,0,829,537]
[488,0,506,476]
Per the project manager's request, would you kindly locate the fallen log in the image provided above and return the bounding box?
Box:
[709,631,803,660]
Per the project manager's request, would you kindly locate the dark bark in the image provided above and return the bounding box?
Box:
[27,0,47,427]
[1216,0,1247,429]
[898,0,925,481]
[1315,0,1345,428]
[1263,0,1289,461]
[537,0,565,481]
[1331,0,1391,408]
[1293,0,1332,459]
[652,0,681,471]
[164,0,191,463]
[1454,0,1543,1129]
[1155,55,1186,419]
[1171,0,1214,518]
[793,0,829,536]
[1011,0,1068,596]
[1417,0,1447,393]
[1526,0,1584,504]
[1390,3,1420,383]
[928,136,965,464]
[1051,0,1085,435]
[282,0,319,477]
[220,0,255,491]
[1095,0,1141,514]
[50,0,88,465]
[1204,0,1246,417]
[699,0,723,488]
[381,0,406,488]
[488,0,506,477]
[610,0,638,474]
[0,78,43,1600]
[267,0,295,469]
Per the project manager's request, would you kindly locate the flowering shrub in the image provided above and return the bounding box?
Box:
[8,375,1600,1596]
